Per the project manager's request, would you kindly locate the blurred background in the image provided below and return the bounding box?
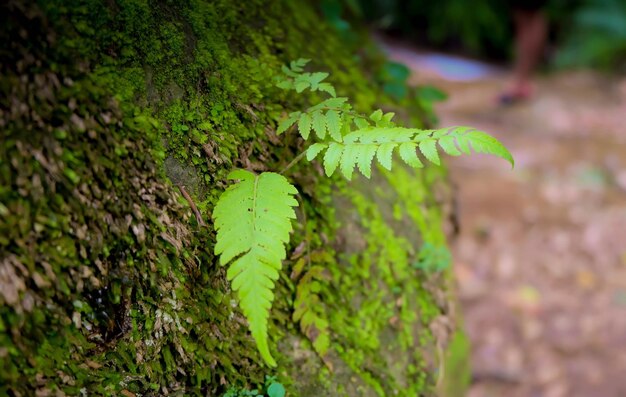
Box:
[360,0,626,70]
[337,0,626,396]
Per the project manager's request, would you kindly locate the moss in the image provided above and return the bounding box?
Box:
[316,166,451,396]
[0,0,466,395]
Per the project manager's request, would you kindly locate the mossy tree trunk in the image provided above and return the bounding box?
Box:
[0,1,469,396]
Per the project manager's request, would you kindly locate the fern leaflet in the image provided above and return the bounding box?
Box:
[213,170,298,366]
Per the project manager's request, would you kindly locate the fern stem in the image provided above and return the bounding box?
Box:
[308,106,363,119]
[280,150,307,175]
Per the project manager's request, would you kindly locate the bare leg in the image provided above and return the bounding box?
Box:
[503,9,547,101]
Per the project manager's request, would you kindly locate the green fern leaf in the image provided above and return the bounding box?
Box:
[323,142,343,176]
[432,128,447,138]
[376,142,395,170]
[298,113,312,140]
[292,260,332,359]
[382,112,395,124]
[369,109,383,122]
[309,125,512,179]
[317,82,336,97]
[311,97,348,110]
[437,135,462,156]
[290,58,310,72]
[276,79,293,89]
[281,64,297,78]
[339,144,360,180]
[311,111,327,139]
[354,117,370,129]
[418,139,440,165]
[277,112,300,135]
[441,126,514,167]
[213,170,299,367]
[341,118,352,137]
[356,144,378,178]
[325,110,342,141]
[295,80,309,93]
[399,142,424,168]
[306,143,327,161]
[309,72,329,89]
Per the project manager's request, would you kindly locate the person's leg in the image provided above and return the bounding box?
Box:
[512,9,547,95]
[500,6,547,103]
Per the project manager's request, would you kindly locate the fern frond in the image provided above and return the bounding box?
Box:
[291,255,332,362]
[305,126,513,180]
[276,59,337,98]
[290,58,310,72]
[277,62,512,172]
[213,170,299,367]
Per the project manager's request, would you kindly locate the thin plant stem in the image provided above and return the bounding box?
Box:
[279,150,307,175]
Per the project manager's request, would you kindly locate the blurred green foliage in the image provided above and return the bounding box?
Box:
[556,0,626,70]
[415,85,448,125]
[356,0,626,71]
[358,0,512,58]
[379,61,410,100]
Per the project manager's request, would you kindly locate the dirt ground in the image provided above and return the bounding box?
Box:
[387,41,626,397]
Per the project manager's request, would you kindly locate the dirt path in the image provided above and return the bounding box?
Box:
[387,41,626,397]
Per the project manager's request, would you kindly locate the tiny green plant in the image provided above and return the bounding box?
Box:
[265,376,286,397]
[212,59,513,367]
[222,376,285,397]
[414,242,452,272]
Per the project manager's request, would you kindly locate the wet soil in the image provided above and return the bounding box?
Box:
[388,41,626,397]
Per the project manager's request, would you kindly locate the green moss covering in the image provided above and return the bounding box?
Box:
[0,0,467,395]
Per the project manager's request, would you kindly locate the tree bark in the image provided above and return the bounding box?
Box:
[0,1,469,395]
